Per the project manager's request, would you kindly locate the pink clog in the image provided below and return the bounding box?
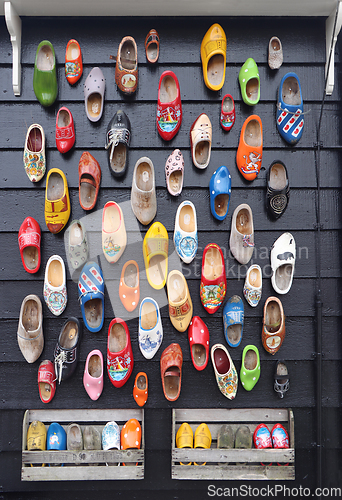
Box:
[83,349,104,401]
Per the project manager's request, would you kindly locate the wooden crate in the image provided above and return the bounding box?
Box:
[172,408,295,481]
[22,408,144,481]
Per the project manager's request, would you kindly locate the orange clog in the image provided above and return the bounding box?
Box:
[236,115,263,181]
[121,418,142,466]
[119,260,139,312]
[133,372,148,407]
[65,39,83,85]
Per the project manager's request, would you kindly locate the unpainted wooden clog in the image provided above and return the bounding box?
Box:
[167,270,193,332]
[23,124,46,182]
[67,423,83,452]
[236,115,263,181]
[268,36,283,70]
[18,216,41,274]
[17,294,44,363]
[84,67,105,122]
[200,23,226,91]
[65,39,83,84]
[45,168,70,233]
[43,255,67,316]
[107,318,133,388]
[102,201,127,263]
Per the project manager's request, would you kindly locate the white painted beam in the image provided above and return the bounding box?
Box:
[325,1,342,95]
[4,1,21,96]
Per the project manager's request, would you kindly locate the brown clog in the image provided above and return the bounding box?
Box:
[78,152,101,210]
[262,296,285,355]
[115,36,138,94]
[145,29,159,64]
[160,343,183,401]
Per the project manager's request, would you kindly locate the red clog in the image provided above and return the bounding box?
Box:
[18,216,41,273]
[38,360,56,404]
[56,107,75,153]
[160,343,183,401]
[220,94,235,131]
[78,151,101,211]
[157,70,182,141]
[200,243,226,314]
[188,316,209,371]
[65,39,83,85]
[107,318,133,388]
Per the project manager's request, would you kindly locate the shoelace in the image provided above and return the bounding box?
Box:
[192,122,211,143]
[105,128,130,162]
[54,351,67,384]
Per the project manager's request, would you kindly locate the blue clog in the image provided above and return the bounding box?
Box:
[78,261,104,333]
[276,72,304,145]
[47,422,67,466]
[209,165,231,221]
[223,295,244,347]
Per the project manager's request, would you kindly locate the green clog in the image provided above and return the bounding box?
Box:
[240,344,260,391]
[238,58,260,106]
[33,40,58,107]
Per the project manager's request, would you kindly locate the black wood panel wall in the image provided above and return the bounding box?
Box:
[1,15,342,499]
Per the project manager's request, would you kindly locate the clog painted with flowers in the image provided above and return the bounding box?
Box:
[78,261,104,333]
[102,421,120,451]
[276,72,304,145]
[65,39,83,85]
[167,271,193,332]
[45,168,70,234]
[220,94,235,131]
[33,40,58,107]
[271,423,289,449]
[173,200,198,264]
[157,70,182,141]
[107,318,133,388]
[56,107,75,153]
[23,124,46,182]
[200,23,226,91]
[139,297,163,359]
[18,216,41,274]
[211,343,238,400]
[243,264,262,307]
[253,424,272,449]
[200,243,226,314]
[209,165,231,221]
[188,316,210,371]
[43,255,67,316]
[223,295,244,348]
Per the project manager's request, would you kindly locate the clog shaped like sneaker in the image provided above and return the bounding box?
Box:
[270,232,296,294]
[143,221,168,290]
[167,271,193,332]
[190,113,212,169]
[102,201,127,263]
[211,343,238,400]
[176,422,193,465]
[43,255,67,316]
[200,24,226,91]
[276,72,304,145]
[223,295,244,348]
[119,260,140,312]
[56,107,75,153]
[45,168,71,234]
[105,110,131,178]
[78,261,104,333]
[188,316,210,371]
[107,318,133,388]
[83,349,104,401]
[238,58,260,106]
[236,115,263,181]
[200,243,226,314]
[243,264,262,307]
[133,372,148,407]
[173,200,198,264]
[54,317,82,384]
[47,422,67,451]
[209,165,231,221]
[65,39,83,85]
[139,297,163,359]
[102,421,120,451]
[240,344,260,391]
[18,216,41,274]
[157,70,182,141]
[38,360,56,403]
[33,40,58,107]
[84,67,105,122]
[23,124,46,182]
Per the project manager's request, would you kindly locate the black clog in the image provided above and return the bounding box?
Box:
[266,160,289,219]
[54,317,82,383]
[105,110,131,178]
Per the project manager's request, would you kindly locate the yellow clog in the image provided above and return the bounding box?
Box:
[27,420,47,467]
[200,24,226,91]
[143,221,168,290]
[176,422,193,466]
[194,423,212,466]
[45,168,70,234]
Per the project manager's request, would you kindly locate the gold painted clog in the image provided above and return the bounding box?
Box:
[45,168,70,234]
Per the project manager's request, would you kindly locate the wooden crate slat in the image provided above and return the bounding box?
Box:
[171,464,295,480]
[174,408,289,423]
[22,449,144,464]
[172,448,294,463]
[27,408,143,423]
[21,465,144,481]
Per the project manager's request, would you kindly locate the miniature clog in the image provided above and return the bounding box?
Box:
[102,421,120,451]
[220,94,235,131]
[238,57,260,106]
[167,270,193,332]
[262,296,285,355]
[209,165,231,221]
[45,168,70,233]
[67,219,88,271]
[84,67,105,122]
[27,420,47,457]
[119,260,140,312]
[115,36,138,94]
[47,423,67,452]
[145,29,159,63]
[54,317,82,383]
[33,40,57,107]
[78,151,101,211]
[188,316,209,371]
[17,295,44,363]
[157,70,182,141]
[139,297,163,359]
[268,36,283,70]
[200,243,226,314]
[211,344,238,400]
[105,110,131,178]
[78,261,105,333]
[223,295,244,348]
[65,39,83,84]
[200,23,226,91]
[107,318,134,388]
[143,221,168,289]
[38,360,56,403]
[165,148,184,196]
[236,115,263,181]
[194,423,212,466]
[67,423,83,452]
[131,157,157,225]
[83,349,103,400]
[43,255,67,316]
[173,200,198,264]
[253,423,272,449]
[276,72,304,145]
[190,113,212,169]
[176,422,193,465]
[243,264,262,307]
[23,124,46,182]
[229,203,254,265]
[270,232,296,294]
[102,201,127,263]
[266,160,290,219]
[18,216,41,274]
[274,360,290,398]
[240,344,260,391]
[160,343,183,401]
[133,372,148,407]
[56,107,75,153]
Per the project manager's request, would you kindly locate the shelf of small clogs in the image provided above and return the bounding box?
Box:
[171,408,294,481]
[21,408,144,481]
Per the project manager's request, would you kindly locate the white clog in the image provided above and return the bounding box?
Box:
[229,204,254,265]
[139,297,163,359]
[43,255,67,316]
[173,200,198,264]
[270,232,296,294]
[243,264,262,307]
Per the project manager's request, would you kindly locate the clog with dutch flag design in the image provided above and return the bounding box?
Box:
[78,261,104,333]
[276,72,304,145]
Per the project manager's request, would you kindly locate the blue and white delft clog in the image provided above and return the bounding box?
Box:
[223,295,244,347]
[78,261,104,333]
[209,165,231,221]
[139,297,163,359]
[276,72,304,145]
[102,421,120,451]
[173,200,198,264]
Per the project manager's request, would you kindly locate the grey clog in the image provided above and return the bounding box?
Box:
[67,219,88,271]
[84,67,105,122]
[17,294,44,363]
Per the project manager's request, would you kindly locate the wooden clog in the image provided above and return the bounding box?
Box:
[18,216,41,274]
[33,40,57,107]
[262,296,285,355]
[56,107,75,153]
[43,255,67,316]
[167,270,193,332]
[145,29,159,63]
[211,344,238,400]
[143,221,168,289]
[102,201,127,263]
[236,115,263,181]
[65,39,83,84]
[133,372,148,407]
[78,151,101,211]
[200,243,226,314]
[45,168,70,233]
[115,36,138,94]
[200,23,226,91]
[160,342,183,401]
[107,318,133,388]
[84,67,105,122]
[157,70,182,141]
[119,260,139,312]
[23,124,46,182]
